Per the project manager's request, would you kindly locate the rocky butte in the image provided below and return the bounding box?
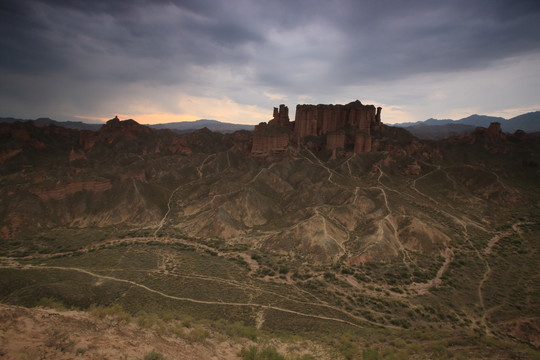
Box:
[251,100,382,156]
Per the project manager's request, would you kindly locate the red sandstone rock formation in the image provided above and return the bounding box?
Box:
[354,132,372,153]
[69,148,87,162]
[294,100,379,140]
[232,131,253,152]
[251,124,291,155]
[168,137,192,154]
[251,105,292,155]
[30,179,112,201]
[326,132,346,151]
[269,104,290,127]
[470,122,506,143]
[251,101,382,156]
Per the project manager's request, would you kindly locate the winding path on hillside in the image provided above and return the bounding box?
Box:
[374,166,414,266]
[410,163,441,205]
[478,222,529,335]
[0,261,395,330]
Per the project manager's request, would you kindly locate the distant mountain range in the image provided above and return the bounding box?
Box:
[0,117,103,131]
[0,117,254,134]
[394,112,540,140]
[149,119,254,133]
[2,111,539,140]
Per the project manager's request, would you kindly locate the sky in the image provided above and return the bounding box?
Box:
[1,0,540,125]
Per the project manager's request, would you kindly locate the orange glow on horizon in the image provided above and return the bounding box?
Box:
[116,113,201,125]
[73,113,201,124]
[72,95,270,125]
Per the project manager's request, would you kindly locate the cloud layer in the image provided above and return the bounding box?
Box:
[1,0,539,123]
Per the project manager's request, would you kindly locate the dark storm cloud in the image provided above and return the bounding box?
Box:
[0,0,263,81]
[0,0,539,121]
[2,0,539,83]
[257,0,540,90]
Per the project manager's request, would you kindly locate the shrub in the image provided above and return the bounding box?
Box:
[37,297,66,311]
[240,346,286,360]
[89,304,130,323]
[323,271,336,281]
[362,348,382,360]
[224,321,258,341]
[186,326,209,342]
[172,323,185,338]
[182,315,194,328]
[137,311,157,328]
[144,350,166,360]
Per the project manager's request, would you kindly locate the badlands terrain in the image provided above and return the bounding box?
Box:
[0,116,539,359]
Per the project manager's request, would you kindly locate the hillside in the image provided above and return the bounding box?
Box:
[1,118,539,359]
[149,119,254,134]
[396,111,540,140]
[0,117,254,134]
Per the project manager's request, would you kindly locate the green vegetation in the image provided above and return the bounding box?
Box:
[89,303,131,322]
[144,350,166,360]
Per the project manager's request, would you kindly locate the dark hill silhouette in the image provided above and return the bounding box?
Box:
[395,111,540,139]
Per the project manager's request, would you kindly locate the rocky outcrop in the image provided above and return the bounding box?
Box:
[0,148,23,163]
[470,122,506,143]
[69,148,87,162]
[326,132,346,151]
[270,104,290,127]
[30,180,112,201]
[354,132,371,153]
[168,137,192,154]
[251,105,292,155]
[251,128,290,155]
[231,131,252,152]
[294,100,380,140]
[252,101,382,155]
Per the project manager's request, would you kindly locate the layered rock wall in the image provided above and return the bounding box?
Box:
[251,132,290,155]
[294,100,379,139]
[251,104,292,155]
[354,132,372,153]
[326,133,346,150]
[251,101,381,155]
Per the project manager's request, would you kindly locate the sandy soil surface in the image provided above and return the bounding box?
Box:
[0,304,245,360]
[0,304,331,360]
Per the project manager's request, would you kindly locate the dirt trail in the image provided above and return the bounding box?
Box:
[313,207,348,259]
[374,166,414,266]
[301,148,349,190]
[464,164,512,193]
[409,247,454,295]
[153,184,184,237]
[410,163,441,205]
[0,262,388,330]
[196,154,216,178]
[478,222,528,334]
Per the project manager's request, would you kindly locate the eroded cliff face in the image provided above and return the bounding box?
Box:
[251,101,382,156]
[294,100,378,138]
[251,105,293,155]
